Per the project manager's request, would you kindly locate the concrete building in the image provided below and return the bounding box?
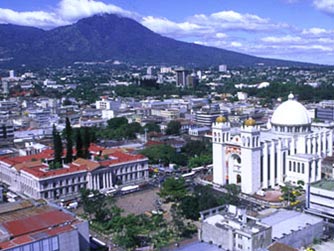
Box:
[261,209,323,249]
[219,64,227,72]
[0,120,14,146]
[316,107,334,122]
[213,94,333,194]
[200,206,324,251]
[0,200,89,251]
[0,145,149,200]
[199,205,272,251]
[306,179,334,219]
[175,68,189,88]
[195,106,223,127]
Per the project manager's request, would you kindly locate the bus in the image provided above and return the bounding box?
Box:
[120,185,140,195]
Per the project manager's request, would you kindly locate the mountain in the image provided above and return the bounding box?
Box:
[0,14,317,68]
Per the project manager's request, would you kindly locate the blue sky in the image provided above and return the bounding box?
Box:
[0,0,333,65]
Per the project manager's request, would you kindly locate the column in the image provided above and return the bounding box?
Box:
[322,133,327,155]
[312,136,317,154]
[317,133,322,156]
[328,131,333,156]
[270,141,276,187]
[307,137,311,154]
[97,175,100,189]
[277,140,283,184]
[316,160,321,180]
[311,160,316,182]
[290,138,295,154]
[263,142,268,189]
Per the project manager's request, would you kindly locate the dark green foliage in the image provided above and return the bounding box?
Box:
[178,185,241,220]
[144,122,161,133]
[75,129,83,158]
[181,140,207,157]
[140,144,179,165]
[159,177,187,202]
[107,117,128,129]
[52,125,63,168]
[82,127,90,159]
[64,117,73,163]
[165,120,181,135]
[96,117,142,140]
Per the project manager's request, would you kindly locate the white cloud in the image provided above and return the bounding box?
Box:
[313,0,334,14]
[302,27,330,35]
[230,41,242,47]
[57,0,136,21]
[141,16,205,38]
[261,35,302,44]
[0,8,69,28]
[0,0,137,29]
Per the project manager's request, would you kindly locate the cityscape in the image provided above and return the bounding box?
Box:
[0,1,334,251]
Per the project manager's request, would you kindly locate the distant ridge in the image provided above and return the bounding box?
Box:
[0,14,318,68]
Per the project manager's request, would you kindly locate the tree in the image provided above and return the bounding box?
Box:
[52,125,63,168]
[144,122,161,133]
[165,120,181,135]
[140,144,177,165]
[64,117,73,163]
[159,177,187,202]
[107,117,128,129]
[82,127,90,158]
[181,140,207,157]
[76,129,83,158]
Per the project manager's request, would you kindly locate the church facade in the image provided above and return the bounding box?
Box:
[212,94,333,194]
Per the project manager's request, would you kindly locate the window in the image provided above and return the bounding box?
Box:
[52,236,59,250]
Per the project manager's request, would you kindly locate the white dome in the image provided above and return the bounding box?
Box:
[271,94,311,126]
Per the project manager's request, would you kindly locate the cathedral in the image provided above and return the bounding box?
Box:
[212,94,333,194]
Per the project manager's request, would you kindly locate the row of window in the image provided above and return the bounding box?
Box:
[289,162,305,174]
[7,236,59,251]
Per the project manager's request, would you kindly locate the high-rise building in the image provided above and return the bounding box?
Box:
[175,67,189,88]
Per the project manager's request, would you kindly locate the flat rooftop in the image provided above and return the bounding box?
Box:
[261,209,323,240]
[311,179,334,191]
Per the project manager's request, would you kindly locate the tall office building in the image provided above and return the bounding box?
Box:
[175,67,189,88]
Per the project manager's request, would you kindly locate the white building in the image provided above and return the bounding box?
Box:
[0,145,149,200]
[213,94,333,194]
[306,179,334,218]
[199,205,272,251]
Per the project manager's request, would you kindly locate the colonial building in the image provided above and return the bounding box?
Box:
[0,145,149,200]
[213,94,333,194]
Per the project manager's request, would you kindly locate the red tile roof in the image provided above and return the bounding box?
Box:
[1,145,146,179]
[2,210,74,237]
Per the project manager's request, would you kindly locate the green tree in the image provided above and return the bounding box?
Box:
[75,129,83,158]
[181,140,207,157]
[179,196,199,220]
[82,127,90,158]
[144,122,161,133]
[52,125,63,168]
[64,117,73,163]
[159,177,187,202]
[140,144,177,165]
[188,154,212,168]
[165,120,181,135]
[107,117,128,129]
